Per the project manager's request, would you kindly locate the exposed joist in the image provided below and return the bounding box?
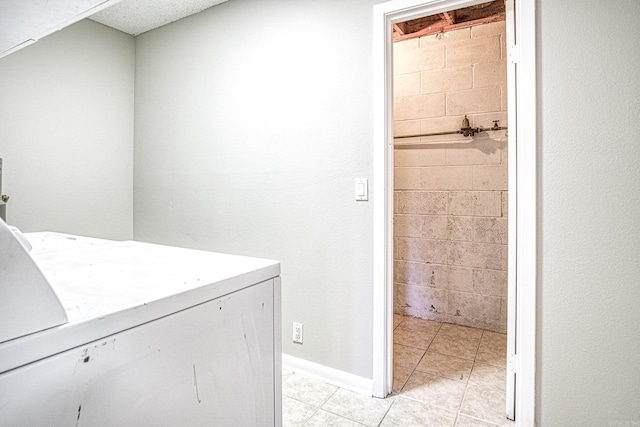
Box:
[393,22,407,35]
[442,11,456,25]
[392,0,504,42]
[393,13,505,41]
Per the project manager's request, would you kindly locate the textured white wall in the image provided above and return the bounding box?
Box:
[538,0,640,424]
[134,0,379,378]
[0,20,135,240]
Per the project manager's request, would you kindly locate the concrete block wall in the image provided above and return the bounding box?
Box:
[393,21,508,332]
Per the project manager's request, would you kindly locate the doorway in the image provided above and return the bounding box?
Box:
[372,0,537,425]
[392,4,508,334]
[392,4,511,424]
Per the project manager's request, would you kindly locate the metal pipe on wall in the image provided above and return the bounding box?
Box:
[394,126,508,139]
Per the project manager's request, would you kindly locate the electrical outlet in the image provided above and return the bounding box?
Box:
[293,322,303,344]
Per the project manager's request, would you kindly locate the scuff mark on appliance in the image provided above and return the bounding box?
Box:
[193,364,202,404]
[75,404,82,426]
[74,349,89,374]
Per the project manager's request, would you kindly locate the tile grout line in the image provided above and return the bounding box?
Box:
[456,328,487,420]
[299,405,322,427]
[376,396,398,427]
[396,318,441,394]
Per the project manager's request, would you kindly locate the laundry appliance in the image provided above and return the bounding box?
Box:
[0,220,281,426]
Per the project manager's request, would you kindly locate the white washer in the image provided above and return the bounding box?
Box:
[0,222,281,426]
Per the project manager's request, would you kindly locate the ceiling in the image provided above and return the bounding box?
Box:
[90,0,504,40]
[393,1,505,41]
[1,0,501,58]
[0,0,230,58]
[89,0,229,36]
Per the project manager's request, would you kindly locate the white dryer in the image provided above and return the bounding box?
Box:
[0,220,281,426]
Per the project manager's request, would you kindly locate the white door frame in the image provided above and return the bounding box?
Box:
[372,0,537,424]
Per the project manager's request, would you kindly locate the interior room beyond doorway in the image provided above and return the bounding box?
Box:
[391,3,512,424]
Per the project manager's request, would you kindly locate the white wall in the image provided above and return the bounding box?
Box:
[537,0,640,424]
[134,0,380,378]
[0,20,135,240]
[134,0,640,417]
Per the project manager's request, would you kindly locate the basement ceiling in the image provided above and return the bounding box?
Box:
[89,0,229,36]
[393,1,505,41]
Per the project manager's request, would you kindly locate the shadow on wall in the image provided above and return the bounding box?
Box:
[396,132,507,155]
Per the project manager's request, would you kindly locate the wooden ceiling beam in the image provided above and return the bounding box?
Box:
[393,22,407,35]
[393,12,504,41]
[442,11,456,25]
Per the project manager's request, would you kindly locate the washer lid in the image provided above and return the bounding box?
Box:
[0,220,68,344]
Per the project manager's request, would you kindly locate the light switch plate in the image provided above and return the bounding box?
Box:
[355,178,368,201]
[293,322,303,344]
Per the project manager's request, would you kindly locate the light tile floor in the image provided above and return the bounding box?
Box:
[282,314,515,426]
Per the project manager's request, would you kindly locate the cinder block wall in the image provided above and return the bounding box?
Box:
[393,21,508,332]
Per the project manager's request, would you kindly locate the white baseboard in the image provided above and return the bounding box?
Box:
[282,353,373,396]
